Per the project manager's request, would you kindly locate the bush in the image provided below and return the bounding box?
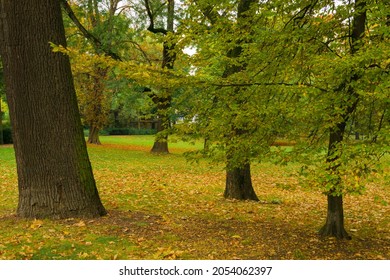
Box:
[1,124,13,144]
[128,128,157,135]
[107,128,130,135]
[106,127,157,135]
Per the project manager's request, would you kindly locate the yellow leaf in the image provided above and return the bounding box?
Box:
[30,219,44,230]
[74,221,86,227]
[77,252,89,258]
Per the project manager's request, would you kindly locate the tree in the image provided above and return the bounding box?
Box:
[283,0,389,239]
[220,0,260,201]
[144,0,177,154]
[62,0,123,144]
[178,0,267,201]
[62,0,176,146]
[75,62,111,145]
[317,0,367,240]
[0,0,106,218]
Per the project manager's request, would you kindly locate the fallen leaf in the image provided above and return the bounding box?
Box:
[30,219,44,230]
[74,221,86,227]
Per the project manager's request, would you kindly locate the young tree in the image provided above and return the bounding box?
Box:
[285,0,389,239]
[318,0,367,240]
[62,0,123,144]
[0,0,106,218]
[178,0,264,201]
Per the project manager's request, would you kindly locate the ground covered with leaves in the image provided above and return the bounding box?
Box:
[0,136,389,260]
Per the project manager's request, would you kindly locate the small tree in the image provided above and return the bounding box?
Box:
[176,0,296,201]
[286,0,390,239]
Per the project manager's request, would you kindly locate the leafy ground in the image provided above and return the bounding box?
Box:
[0,136,388,260]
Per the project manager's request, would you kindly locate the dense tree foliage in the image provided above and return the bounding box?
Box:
[174,0,389,238]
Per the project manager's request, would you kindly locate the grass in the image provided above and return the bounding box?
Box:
[0,135,389,260]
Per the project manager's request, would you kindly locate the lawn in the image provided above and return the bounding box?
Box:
[0,135,388,260]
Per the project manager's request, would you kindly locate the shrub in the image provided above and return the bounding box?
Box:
[106,127,157,135]
[1,124,13,144]
[128,128,157,135]
[107,128,130,135]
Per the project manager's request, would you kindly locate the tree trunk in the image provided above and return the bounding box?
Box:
[146,0,175,154]
[321,121,353,239]
[319,195,351,240]
[151,140,169,154]
[150,94,171,153]
[224,163,259,201]
[0,0,106,219]
[220,0,258,201]
[320,0,366,239]
[88,125,101,145]
[151,116,169,154]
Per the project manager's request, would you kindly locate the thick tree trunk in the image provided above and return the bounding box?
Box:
[0,0,106,219]
[88,125,101,145]
[224,163,259,201]
[319,195,351,240]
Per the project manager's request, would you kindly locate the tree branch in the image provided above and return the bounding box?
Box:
[200,3,219,25]
[144,0,168,34]
[284,0,319,28]
[60,0,122,61]
[210,81,328,92]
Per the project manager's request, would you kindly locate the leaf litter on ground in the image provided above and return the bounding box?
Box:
[0,136,388,260]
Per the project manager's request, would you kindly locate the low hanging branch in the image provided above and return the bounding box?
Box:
[60,0,122,61]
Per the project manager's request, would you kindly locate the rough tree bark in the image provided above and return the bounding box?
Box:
[0,0,107,218]
[320,0,366,239]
